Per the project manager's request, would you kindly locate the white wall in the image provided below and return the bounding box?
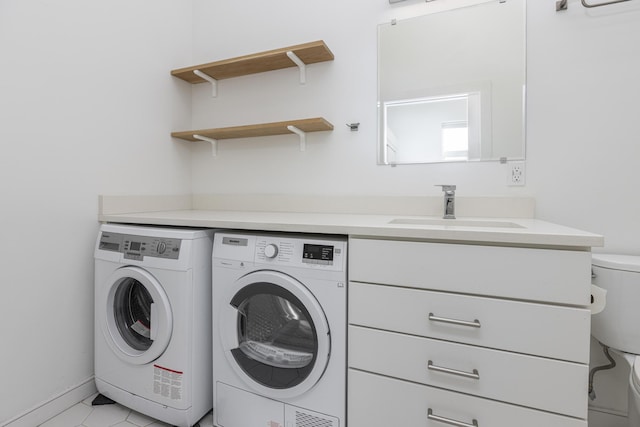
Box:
[190,0,640,255]
[0,1,193,423]
[1,0,638,423]
[189,0,640,422]
[189,0,507,198]
[527,0,640,255]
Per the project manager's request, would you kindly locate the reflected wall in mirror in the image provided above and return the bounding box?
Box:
[378,0,526,165]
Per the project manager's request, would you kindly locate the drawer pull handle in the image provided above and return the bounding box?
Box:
[428,409,478,427]
[427,360,480,380]
[428,313,481,328]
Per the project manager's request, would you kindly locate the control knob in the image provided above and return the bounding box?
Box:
[264,243,279,259]
[157,242,167,254]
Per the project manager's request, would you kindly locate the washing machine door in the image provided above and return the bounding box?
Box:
[220,270,330,399]
[100,266,173,365]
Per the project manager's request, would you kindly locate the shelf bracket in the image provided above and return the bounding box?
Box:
[193,70,218,97]
[193,134,218,157]
[286,51,306,84]
[287,125,306,151]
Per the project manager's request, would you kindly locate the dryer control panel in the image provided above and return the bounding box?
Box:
[255,237,345,270]
[216,232,346,272]
[98,232,181,260]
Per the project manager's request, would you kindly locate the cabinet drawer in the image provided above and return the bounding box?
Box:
[349,238,591,305]
[349,326,587,418]
[348,369,587,427]
[349,282,590,363]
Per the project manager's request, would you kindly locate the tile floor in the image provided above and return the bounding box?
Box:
[39,394,214,427]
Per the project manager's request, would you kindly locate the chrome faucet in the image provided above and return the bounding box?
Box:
[436,185,456,219]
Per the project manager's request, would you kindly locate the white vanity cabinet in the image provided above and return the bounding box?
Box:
[348,237,592,427]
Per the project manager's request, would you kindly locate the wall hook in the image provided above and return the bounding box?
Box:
[346,123,360,131]
[286,51,307,84]
[193,70,218,97]
[287,125,307,151]
[193,134,218,157]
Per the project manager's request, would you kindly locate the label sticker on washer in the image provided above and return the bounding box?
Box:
[153,365,183,400]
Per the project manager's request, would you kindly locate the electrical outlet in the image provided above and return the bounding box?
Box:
[508,162,526,186]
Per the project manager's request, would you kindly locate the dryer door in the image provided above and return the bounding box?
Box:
[100,266,173,365]
[220,270,330,399]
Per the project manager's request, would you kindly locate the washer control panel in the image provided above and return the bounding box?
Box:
[98,232,181,260]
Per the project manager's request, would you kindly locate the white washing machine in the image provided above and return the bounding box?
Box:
[94,224,214,427]
[212,231,347,427]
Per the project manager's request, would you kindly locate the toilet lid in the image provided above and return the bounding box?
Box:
[592,254,640,273]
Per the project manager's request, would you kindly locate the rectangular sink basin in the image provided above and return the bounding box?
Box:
[388,218,526,229]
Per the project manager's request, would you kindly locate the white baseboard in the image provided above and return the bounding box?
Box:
[1,377,96,427]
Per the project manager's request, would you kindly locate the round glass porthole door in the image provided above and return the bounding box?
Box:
[101,266,173,365]
[220,271,330,399]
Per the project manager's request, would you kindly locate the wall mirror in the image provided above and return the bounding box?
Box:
[378,0,526,165]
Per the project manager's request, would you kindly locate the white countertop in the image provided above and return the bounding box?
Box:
[99,208,604,248]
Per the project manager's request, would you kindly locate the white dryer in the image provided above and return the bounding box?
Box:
[94,224,214,427]
[212,231,347,427]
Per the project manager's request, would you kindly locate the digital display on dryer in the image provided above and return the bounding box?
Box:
[130,241,142,251]
[303,244,334,264]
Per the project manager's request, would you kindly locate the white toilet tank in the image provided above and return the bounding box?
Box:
[591,254,640,354]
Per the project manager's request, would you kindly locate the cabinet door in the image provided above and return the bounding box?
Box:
[349,282,590,363]
[348,369,587,427]
[349,326,588,418]
[349,238,591,305]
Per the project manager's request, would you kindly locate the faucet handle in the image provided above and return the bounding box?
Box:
[436,185,456,219]
[435,184,456,192]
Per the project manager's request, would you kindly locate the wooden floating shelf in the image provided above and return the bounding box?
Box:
[171,117,334,142]
[171,40,334,84]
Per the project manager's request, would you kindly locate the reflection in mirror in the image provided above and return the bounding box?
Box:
[384,93,483,163]
[378,0,526,165]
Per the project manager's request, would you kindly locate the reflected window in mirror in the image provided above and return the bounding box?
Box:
[384,93,482,164]
[442,121,469,161]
